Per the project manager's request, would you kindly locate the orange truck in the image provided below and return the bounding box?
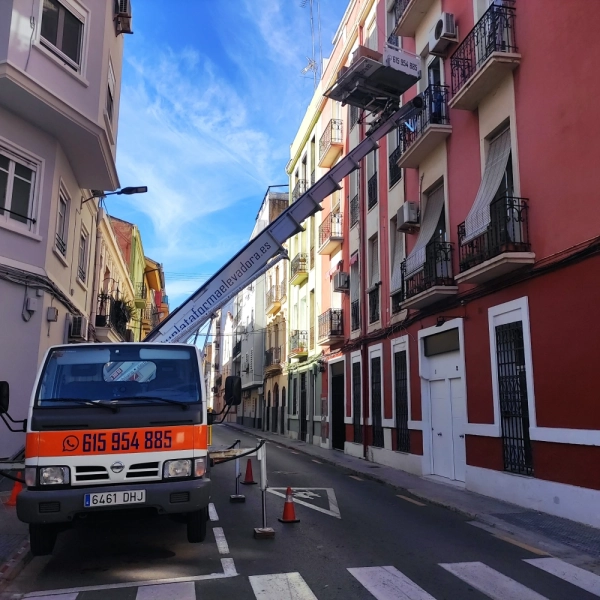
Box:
[0,342,240,556]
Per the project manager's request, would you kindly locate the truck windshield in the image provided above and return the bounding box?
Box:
[35,345,201,408]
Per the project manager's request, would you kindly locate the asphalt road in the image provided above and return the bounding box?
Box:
[3,425,599,599]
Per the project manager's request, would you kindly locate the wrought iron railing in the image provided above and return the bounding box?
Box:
[77,266,86,283]
[393,0,412,24]
[367,172,378,209]
[135,282,146,299]
[319,119,344,163]
[400,85,450,155]
[351,300,360,331]
[319,211,343,248]
[387,33,399,48]
[350,194,360,227]
[291,253,308,280]
[265,346,282,368]
[55,234,67,256]
[266,284,282,307]
[95,293,129,338]
[458,196,530,274]
[233,340,242,357]
[451,0,518,96]
[389,146,402,188]
[292,179,307,203]
[368,288,380,324]
[318,309,343,341]
[289,330,308,354]
[349,105,360,130]
[402,241,454,300]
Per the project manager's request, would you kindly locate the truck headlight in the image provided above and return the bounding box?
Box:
[39,466,70,485]
[194,458,206,478]
[163,459,191,478]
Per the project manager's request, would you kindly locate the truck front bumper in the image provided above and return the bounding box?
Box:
[17,478,211,524]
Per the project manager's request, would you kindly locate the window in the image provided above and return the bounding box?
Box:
[41,0,83,68]
[352,360,362,442]
[107,60,116,122]
[77,229,89,282]
[368,236,380,324]
[371,356,383,447]
[0,150,36,229]
[56,194,69,256]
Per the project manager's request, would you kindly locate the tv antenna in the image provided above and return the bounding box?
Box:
[300,0,323,90]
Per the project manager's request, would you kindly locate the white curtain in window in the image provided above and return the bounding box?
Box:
[390,224,404,293]
[350,256,360,302]
[405,185,445,276]
[462,128,512,244]
[369,237,379,286]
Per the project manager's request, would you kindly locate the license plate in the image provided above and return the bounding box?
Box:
[84,490,146,508]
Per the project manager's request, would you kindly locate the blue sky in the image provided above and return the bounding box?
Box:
[109,0,349,308]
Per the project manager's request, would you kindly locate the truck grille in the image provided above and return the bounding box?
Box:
[39,501,60,513]
[126,462,160,479]
[75,466,109,482]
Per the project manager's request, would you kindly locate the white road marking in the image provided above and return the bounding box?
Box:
[249,572,318,600]
[311,459,322,464]
[397,494,426,507]
[290,451,300,454]
[349,475,363,481]
[440,562,549,600]
[22,595,78,600]
[136,581,195,600]
[222,558,237,576]
[213,527,230,555]
[267,488,341,519]
[348,566,436,600]
[208,502,219,521]
[525,557,600,596]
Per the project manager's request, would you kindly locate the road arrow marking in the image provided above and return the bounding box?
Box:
[267,487,341,519]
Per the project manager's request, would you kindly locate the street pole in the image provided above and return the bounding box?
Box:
[253,440,275,538]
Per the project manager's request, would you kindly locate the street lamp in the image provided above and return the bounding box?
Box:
[82,186,148,205]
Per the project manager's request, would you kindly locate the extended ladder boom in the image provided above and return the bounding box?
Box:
[145,98,423,344]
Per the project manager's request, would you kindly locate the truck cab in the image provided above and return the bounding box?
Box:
[2,342,234,556]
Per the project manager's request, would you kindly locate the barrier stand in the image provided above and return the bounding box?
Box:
[229,440,245,503]
[253,439,275,539]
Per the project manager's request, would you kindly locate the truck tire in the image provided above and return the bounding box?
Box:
[186,507,208,543]
[29,524,57,556]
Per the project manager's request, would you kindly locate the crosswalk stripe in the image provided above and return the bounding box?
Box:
[136,581,195,600]
[249,573,318,600]
[348,566,435,600]
[440,562,549,600]
[525,557,600,596]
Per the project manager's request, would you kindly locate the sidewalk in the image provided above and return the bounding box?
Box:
[224,422,600,571]
[0,482,30,591]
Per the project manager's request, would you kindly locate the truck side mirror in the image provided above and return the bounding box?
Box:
[224,376,242,406]
[0,381,9,414]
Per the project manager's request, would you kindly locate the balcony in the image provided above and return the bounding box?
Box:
[290,253,308,285]
[134,282,147,309]
[401,241,458,309]
[265,346,283,376]
[142,306,161,328]
[456,197,534,284]
[389,146,402,188]
[318,211,343,255]
[292,179,307,203]
[289,330,309,358]
[392,0,437,38]
[266,284,283,315]
[350,194,360,228]
[318,309,344,345]
[233,340,242,358]
[450,1,520,111]
[367,172,378,209]
[368,288,380,324]
[351,300,360,332]
[319,119,344,168]
[95,294,130,342]
[397,85,451,169]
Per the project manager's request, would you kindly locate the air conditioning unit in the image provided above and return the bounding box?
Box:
[70,315,89,341]
[429,13,457,56]
[124,329,134,342]
[397,202,419,232]
[333,271,350,293]
[114,0,133,34]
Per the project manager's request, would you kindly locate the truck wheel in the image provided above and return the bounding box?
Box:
[186,507,208,543]
[29,524,57,556]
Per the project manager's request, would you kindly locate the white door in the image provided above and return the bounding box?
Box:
[430,379,454,479]
[450,378,467,482]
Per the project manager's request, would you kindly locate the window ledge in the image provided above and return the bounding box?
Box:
[53,246,69,267]
[0,219,42,241]
[76,276,88,291]
[33,43,89,88]
[103,111,115,146]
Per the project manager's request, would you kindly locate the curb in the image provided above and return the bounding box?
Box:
[0,539,31,592]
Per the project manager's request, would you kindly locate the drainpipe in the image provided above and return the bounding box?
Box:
[89,208,105,329]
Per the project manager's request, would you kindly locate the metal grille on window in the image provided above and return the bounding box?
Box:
[350,256,360,331]
[352,362,362,443]
[369,238,380,324]
[496,321,533,476]
[300,373,307,442]
[394,351,410,453]
[371,357,384,448]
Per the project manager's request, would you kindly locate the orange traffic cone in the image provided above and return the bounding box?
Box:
[240,459,257,485]
[278,487,300,523]
[6,473,23,507]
